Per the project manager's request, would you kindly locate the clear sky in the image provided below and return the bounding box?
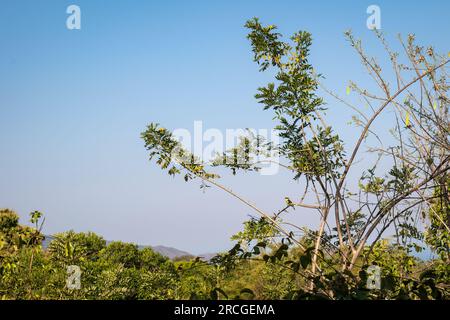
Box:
[1,0,449,254]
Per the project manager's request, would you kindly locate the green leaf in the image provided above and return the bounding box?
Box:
[300,252,311,269]
[210,288,228,300]
[240,288,255,298]
[405,112,410,126]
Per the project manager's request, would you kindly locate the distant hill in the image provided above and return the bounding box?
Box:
[145,245,192,260]
[42,235,193,260]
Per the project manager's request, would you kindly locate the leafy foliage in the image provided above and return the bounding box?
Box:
[1,17,449,300]
[139,18,449,299]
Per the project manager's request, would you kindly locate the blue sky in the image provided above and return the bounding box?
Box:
[0,0,449,254]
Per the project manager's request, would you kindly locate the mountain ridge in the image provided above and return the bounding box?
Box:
[42,235,194,260]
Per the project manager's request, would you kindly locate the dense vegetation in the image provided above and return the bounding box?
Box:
[1,19,449,299]
[0,209,333,299]
[0,208,448,300]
